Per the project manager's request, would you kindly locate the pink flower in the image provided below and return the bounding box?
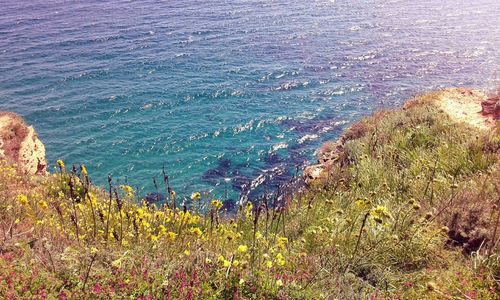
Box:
[93,282,101,295]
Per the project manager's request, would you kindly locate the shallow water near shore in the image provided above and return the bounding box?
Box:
[1,0,499,200]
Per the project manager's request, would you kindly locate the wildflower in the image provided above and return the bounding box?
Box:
[37,200,48,210]
[14,218,20,224]
[80,164,88,177]
[355,198,371,209]
[276,279,283,287]
[158,225,167,235]
[166,231,177,241]
[120,185,134,197]
[135,208,144,219]
[276,253,285,266]
[16,194,28,206]
[57,160,65,169]
[239,279,245,285]
[238,245,248,253]
[189,227,203,236]
[233,260,239,267]
[223,260,231,267]
[191,192,201,201]
[218,255,225,263]
[245,202,253,217]
[255,231,262,239]
[277,237,288,249]
[189,215,200,225]
[211,199,223,210]
[149,235,158,243]
[90,247,98,254]
[266,260,273,268]
[88,192,97,206]
[184,250,190,256]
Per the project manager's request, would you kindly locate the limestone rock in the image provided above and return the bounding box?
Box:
[0,112,47,175]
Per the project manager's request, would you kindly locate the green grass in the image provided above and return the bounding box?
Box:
[0,95,498,299]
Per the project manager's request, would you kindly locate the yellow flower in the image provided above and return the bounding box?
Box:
[184,250,190,256]
[218,255,225,263]
[136,208,144,219]
[276,253,285,266]
[158,225,167,235]
[191,192,201,201]
[232,260,239,267]
[16,194,28,206]
[223,260,231,267]
[14,218,20,224]
[211,199,223,210]
[90,247,98,254]
[245,202,253,217]
[80,164,88,177]
[189,227,203,236]
[277,237,288,249]
[120,185,134,197]
[255,231,262,239]
[88,192,97,206]
[57,160,65,169]
[150,235,159,243]
[166,231,177,241]
[239,279,245,285]
[266,260,273,268]
[38,200,49,209]
[237,245,248,253]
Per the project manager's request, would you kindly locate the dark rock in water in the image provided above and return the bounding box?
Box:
[222,200,236,211]
[202,168,225,184]
[202,158,232,184]
[218,158,231,170]
[263,153,282,165]
[145,192,165,204]
[231,175,251,191]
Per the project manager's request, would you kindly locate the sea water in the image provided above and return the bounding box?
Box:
[1,0,499,202]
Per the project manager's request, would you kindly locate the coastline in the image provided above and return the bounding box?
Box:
[0,88,498,298]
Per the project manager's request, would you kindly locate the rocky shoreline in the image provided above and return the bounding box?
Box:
[304,88,499,184]
[1,87,498,187]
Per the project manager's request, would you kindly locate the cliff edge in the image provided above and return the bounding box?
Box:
[304,88,499,184]
[0,112,47,175]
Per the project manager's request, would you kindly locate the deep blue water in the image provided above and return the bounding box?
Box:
[1,0,499,201]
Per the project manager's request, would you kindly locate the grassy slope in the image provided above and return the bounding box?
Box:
[0,93,499,299]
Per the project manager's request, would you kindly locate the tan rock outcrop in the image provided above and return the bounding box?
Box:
[0,112,47,175]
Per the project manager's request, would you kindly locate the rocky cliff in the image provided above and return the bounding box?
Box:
[0,112,47,175]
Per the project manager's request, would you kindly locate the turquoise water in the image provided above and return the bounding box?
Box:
[1,0,499,201]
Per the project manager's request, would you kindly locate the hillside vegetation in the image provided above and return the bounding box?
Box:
[0,93,499,299]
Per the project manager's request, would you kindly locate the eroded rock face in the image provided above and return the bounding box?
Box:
[0,112,47,175]
[481,94,500,120]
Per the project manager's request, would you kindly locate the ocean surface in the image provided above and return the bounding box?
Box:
[1,0,499,202]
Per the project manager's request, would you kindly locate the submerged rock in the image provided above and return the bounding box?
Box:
[0,112,47,175]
